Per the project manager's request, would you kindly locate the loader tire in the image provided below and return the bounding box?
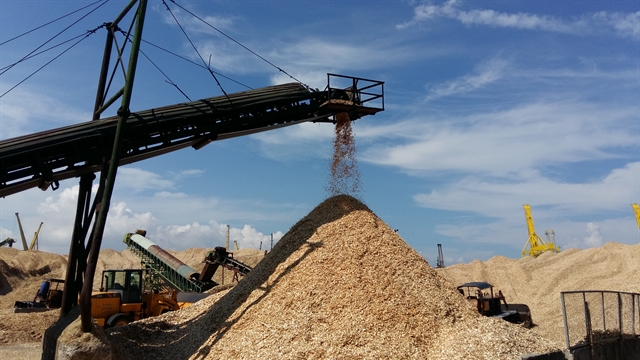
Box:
[106,313,130,328]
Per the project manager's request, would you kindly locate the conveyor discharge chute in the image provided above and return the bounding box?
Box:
[123,232,216,293]
[199,246,253,284]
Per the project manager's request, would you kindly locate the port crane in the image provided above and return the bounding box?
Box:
[14,213,43,251]
[521,204,561,258]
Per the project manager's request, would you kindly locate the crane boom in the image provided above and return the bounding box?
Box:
[521,204,560,258]
[14,213,28,251]
[632,204,640,229]
[29,222,43,250]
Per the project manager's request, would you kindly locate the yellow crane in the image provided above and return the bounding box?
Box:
[15,213,28,251]
[29,222,44,250]
[632,204,640,229]
[14,213,43,251]
[521,204,560,258]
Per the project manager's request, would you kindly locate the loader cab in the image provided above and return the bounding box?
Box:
[100,269,143,304]
[457,282,502,316]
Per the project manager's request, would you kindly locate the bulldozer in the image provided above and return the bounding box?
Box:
[457,282,533,328]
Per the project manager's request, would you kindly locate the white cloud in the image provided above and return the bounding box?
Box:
[0,83,90,139]
[413,162,640,217]
[360,101,634,176]
[158,4,235,35]
[251,121,334,161]
[583,222,604,247]
[426,57,508,99]
[151,220,283,251]
[592,11,640,39]
[398,1,640,39]
[115,167,174,193]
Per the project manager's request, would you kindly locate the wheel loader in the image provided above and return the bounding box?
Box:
[14,268,191,327]
[92,268,190,327]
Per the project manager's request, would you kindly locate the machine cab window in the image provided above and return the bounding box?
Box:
[100,269,143,303]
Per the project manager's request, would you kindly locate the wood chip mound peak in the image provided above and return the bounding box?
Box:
[104,195,558,359]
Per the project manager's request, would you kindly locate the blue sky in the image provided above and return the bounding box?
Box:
[0,0,638,265]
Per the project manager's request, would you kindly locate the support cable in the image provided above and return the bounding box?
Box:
[169,0,311,90]
[0,0,109,76]
[139,47,192,101]
[137,36,252,90]
[0,25,104,99]
[0,32,89,73]
[116,28,251,101]
[162,0,232,104]
[0,0,108,47]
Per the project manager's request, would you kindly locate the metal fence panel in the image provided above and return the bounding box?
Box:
[561,290,640,350]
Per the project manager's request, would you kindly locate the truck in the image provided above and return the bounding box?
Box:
[457,282,533,328]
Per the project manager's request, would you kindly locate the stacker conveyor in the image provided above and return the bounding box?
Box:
[0,74,384,198]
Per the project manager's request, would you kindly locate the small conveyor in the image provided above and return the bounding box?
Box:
[123,232,216,293]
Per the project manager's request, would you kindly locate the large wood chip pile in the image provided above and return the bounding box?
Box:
[437,242,640,346]
[106,195,558,359]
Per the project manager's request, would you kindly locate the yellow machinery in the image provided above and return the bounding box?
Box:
[632,204,640,229]
[15,212,28,251]
[14,212,43,250]
[29,222,43,250]
[14,269,190,326]
[521,204,560,258]
[91,268,190,327]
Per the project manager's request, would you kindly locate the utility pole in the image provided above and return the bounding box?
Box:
[436,244,445,268]
[226,225,230,250]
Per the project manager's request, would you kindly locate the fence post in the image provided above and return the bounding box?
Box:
[561,292,571,349]
[602,292,606,331]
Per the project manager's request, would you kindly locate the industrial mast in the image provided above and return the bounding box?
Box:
[521,204,561,258]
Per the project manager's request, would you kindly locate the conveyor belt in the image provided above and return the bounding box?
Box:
[0,75,384,198]
[123,232,215,293]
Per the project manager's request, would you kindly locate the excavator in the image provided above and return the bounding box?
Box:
[0,238,16,247]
